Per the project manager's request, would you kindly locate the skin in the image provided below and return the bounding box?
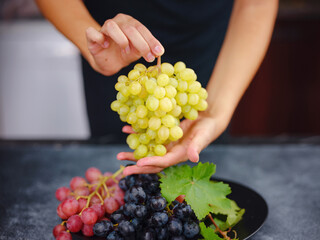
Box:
[36,0,278,175]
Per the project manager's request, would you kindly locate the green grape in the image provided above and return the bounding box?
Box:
[134,144,148,159]
[161,63,174,76]
[169,77,178,88]
[154,109,166,117]
[146,128,157,139]
[148,142,156,149]
[132,124,142,133]
[182,105,192,113]
[133,98,144,107]
[154,86,166,99]
[180,68,196,82]
[128,69,140,80]
[134,63,147,72]
[174,61,186,73]
[188,81,201,93]
[147,66,158,78]
[129,81,142,95]
[195,99,208,111]
[115,82,125,91]
[157,126,169,141]
[198,88,208,99]
[118,75,128,83]
[129,106,136,113]
[146,151,155,157]
[177,80,188,92]
[137,118,149,129]
[119,115,127,122]
[120,86,130,97]
[161,115,176,128]
[138,86,148,99]
[169,126,183,141]
[154,144,167,156]
[159,97,173,112]
[165,85,177,98]
[146,96,159,111]
[127,134,140,150]
[127,112,138,124]
[139,75,148,85]
[188,93,200,105]
[148,116,161,131]
[171,98,177,108]
[145,79,157,94]
[176,92,188,106]
[119,105,130,115]
[155,137,166,144]
[111,100,122,111]
[157,74,170,87]
[125,99,133,106]
[139,133,150,145]
[116,92,128,103]
[136,105,148,118]
[169,105,182,117]
[184,108,198,120]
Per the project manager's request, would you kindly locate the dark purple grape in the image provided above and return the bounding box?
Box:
[168,218,183,236]
[93,220,113,237]
[151,212,168,227]
[123,203,137,217]
[183,221,200,238]
[106,230,124,240]
[118,220,135,237]
[139,228,156,240]
[110,210,127,223]
[145,181,160,194]
[155,227,168,240]
[125,175,138,189]
[118,178,128,191]
[173,203,192,221]
[134,204,148,219]
[149,196,167,211]
[128,186,146,204]
[170,236,186,240]
[131,218,141,230]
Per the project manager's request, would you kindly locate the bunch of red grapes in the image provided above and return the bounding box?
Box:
[53,167,125,240]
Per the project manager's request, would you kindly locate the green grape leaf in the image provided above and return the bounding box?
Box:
[159,162,232,220]
[199,222,223,240]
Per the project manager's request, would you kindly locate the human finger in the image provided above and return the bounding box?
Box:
[122,125,135,134]
[86,27,109,54]
[117,152,137,161]
[187,129,212,162]
[135,23,164,56]
[123,165,163,176]
[122,25,155,62]
[100,19,129,51]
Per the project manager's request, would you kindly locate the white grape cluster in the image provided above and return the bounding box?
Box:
[111,61,208,159]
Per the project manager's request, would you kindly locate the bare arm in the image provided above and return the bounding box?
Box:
[122,0,279,175]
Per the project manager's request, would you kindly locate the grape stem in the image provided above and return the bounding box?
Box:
[157,56,161,72]
[208,213,231,240]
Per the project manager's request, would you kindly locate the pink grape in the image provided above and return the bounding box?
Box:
[89,195,101,206]
[113,189,125,206]
[82,224,94,237]
[77,198,88,212]
[91,204,105,219]
[56,231,72,240]
[53,224,66,237]
[104,172,117,186]
[85,167,102,183]
[104,197,119,214]
[74,187,90,197]
[66,215,83,233]
[55,187,71,202]
[90,180,100,192]
[61,198,79,217]
[70,176,87,191]
[57,204,68,220]
[81,208,98,225]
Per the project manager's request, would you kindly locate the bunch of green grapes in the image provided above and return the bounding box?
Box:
[111,60,208,159]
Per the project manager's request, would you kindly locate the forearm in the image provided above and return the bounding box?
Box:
[35,0,100,63]
[206,0,278,131]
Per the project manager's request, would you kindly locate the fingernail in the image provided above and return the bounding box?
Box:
[147,52,155,62]
[103,41,109,48]
[154,45,163,55]
[125,46,131,54]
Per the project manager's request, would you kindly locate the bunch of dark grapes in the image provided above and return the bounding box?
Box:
[93,173,200,240]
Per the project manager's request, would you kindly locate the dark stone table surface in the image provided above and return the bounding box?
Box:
[0,140,319,240]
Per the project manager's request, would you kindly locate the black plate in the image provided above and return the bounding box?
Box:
[72,178,268,240]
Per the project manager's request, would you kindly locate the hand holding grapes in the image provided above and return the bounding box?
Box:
[118,112,226,175]
[86,13,164,76]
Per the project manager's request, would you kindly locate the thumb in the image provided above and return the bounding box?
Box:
[86,27,109,54]
[187,130,211,163]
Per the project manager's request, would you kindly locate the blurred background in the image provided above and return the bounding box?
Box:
[0,0,319,140]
